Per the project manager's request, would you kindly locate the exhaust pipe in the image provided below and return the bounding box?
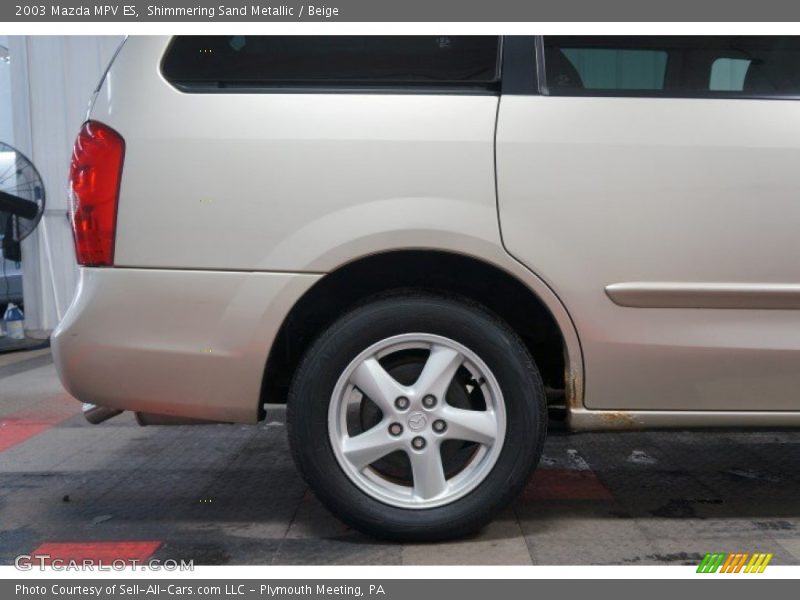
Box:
[82,403,123,424]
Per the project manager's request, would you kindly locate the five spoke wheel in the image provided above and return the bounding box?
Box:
[329,334,506,509]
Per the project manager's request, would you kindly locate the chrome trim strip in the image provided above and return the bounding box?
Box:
[569,408,800,431]
[605,282,800,309]
[533,36,547,94]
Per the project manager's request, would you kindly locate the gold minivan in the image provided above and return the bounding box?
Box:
[53,35,800,540]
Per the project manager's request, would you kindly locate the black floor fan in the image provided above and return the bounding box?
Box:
[0,142,45,264]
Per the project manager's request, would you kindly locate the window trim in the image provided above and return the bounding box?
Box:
[164,82,503,96]
[160,36,503,96]
[500,36,538,95]
[535,35,800,101]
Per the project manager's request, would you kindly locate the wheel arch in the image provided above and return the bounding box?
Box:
[260,249,583,420]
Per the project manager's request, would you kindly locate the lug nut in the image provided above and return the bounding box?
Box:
[432,419,447,433]
[422,395,437,409]
[389,423,403,436]
[411,436,426,450]
[394,396,410,410]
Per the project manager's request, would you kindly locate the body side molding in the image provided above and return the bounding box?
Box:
[606,282,800,310]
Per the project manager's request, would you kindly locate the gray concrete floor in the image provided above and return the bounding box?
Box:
[2,349,800,565]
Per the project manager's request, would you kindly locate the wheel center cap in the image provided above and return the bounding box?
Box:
[407,411,428,431]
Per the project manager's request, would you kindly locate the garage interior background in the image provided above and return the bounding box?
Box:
[1,36,123,335]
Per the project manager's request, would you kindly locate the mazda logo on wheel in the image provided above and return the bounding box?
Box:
[407,411,428,431]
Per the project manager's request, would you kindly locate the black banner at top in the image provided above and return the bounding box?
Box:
[3,0,800,22]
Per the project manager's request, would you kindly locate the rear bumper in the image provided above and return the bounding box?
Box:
[52,267,320,423]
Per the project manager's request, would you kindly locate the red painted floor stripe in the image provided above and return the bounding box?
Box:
[30,541,162,565]
[0,421,56,453]
[0,395,82,452]
[521,467,613,500]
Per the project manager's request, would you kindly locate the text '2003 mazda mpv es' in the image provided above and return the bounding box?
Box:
[54,35,800,540]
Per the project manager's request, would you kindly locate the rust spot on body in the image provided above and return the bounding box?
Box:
[599,411,643,430]
[565,371,583,410]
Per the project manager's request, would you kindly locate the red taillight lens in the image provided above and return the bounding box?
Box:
[68,120,125,266]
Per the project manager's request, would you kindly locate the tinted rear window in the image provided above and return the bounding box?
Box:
[162,36,501,90]
[543,36,800,97]
[559,48,668,90]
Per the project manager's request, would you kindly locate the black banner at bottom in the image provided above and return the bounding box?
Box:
[4,579,797,600]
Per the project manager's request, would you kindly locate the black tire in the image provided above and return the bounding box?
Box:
[287,292,547,541]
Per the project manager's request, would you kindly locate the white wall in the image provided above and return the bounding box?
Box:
[0,36,13,145]
[8,36,124,333]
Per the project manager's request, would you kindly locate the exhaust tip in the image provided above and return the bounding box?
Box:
[82,403,123,424]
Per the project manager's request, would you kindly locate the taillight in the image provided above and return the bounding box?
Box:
[68,120,125,266]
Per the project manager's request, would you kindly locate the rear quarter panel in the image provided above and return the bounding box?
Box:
[95,37,503,273]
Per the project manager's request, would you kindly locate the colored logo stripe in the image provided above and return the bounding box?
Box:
[745,553,773,573]
[697,552,773,573]
[697,552,726,573]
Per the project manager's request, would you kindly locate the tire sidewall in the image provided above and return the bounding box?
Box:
[288,294,546,539]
